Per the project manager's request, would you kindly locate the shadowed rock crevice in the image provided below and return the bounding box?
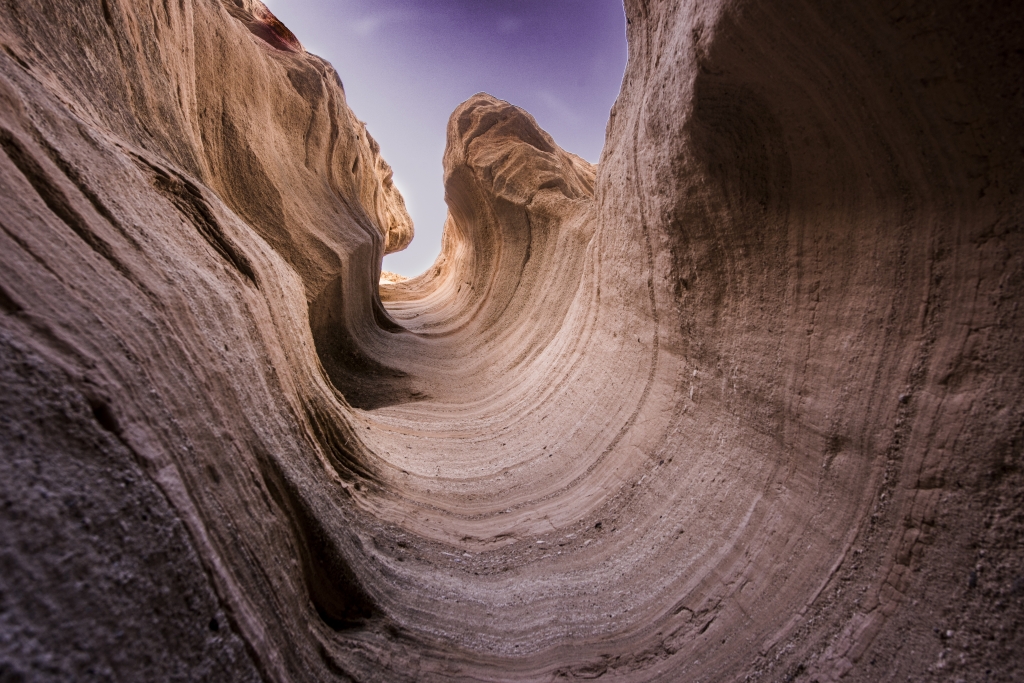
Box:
[255,452,379,629]
[309,273,417,410]
[0,0,1022,680]
[142,157,261,289]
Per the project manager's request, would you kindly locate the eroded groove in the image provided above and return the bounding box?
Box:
[138,156,260,288]
[301,394,379,484]
[0,282,22,315]
[0,128,126,276]
[256,452,379,630]
[29,126,143,251]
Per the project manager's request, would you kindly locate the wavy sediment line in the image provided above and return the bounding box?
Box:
[1,0,1022,681]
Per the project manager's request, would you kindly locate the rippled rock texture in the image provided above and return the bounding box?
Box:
[1,0,1022,680]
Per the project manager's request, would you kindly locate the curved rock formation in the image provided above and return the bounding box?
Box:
[1,0,1022,681]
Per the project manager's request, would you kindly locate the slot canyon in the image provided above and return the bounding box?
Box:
[1,0,1023,680]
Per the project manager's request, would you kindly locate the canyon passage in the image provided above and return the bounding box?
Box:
[0,0,1022,681]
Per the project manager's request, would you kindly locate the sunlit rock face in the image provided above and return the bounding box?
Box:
[1,0,1022,681]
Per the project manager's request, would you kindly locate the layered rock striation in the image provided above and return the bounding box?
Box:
[1,0,1022,681]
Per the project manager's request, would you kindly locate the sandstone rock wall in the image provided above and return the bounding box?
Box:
[1,0,1021,681]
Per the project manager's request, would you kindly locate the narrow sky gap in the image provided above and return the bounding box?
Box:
[262,0,628,276]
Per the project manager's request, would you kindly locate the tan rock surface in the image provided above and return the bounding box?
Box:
[1,0,1022,681]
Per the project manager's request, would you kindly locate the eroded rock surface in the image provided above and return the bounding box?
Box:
[1,0,1022,681]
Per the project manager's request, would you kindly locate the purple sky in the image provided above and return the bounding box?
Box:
[261,0,628,275]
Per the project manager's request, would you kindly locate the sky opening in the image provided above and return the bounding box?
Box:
[262,0,628,276]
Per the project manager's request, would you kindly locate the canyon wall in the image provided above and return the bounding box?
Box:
[1,0,1022,681]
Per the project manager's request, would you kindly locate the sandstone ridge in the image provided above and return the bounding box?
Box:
[1,0,1022,681]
